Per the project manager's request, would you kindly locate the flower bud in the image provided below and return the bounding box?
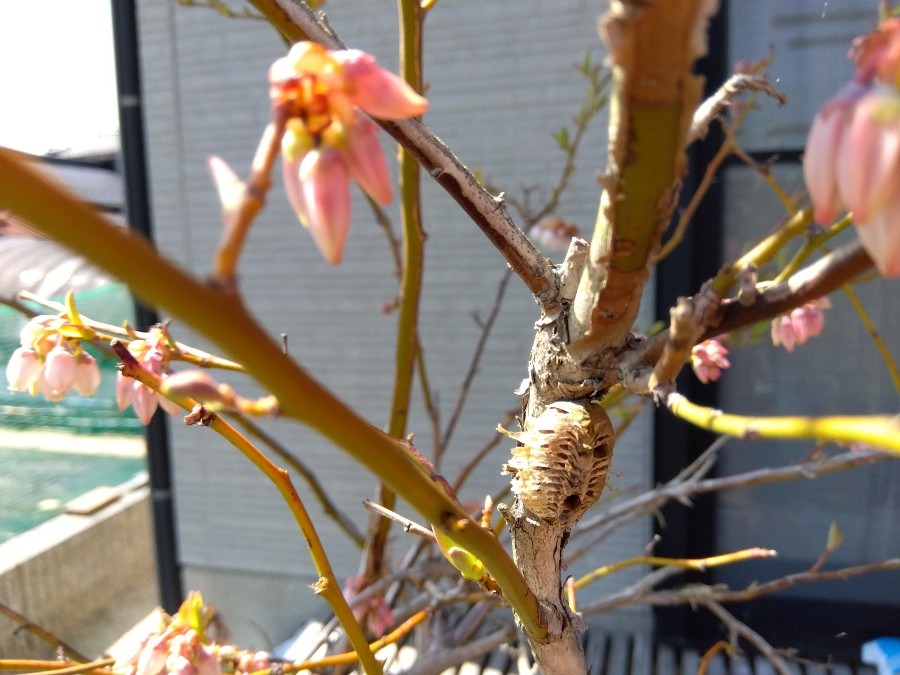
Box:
[72,351,101,397]
[6,347,42,392]
[43,345,77,394]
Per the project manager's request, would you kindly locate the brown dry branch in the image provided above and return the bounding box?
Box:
[0,603,90,663]
[568,444,893,565]
[688,73,786,143]
[701,600,793,675]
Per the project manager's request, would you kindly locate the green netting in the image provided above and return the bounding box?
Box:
[0,285,143,435]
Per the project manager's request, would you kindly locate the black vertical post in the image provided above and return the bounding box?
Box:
[652,0,729,646]
[110,0,183,613]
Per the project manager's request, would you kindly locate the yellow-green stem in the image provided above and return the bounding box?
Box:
[842,283,900,395]
[573,547,775,590]
[0,147,545,640]
[773,214,852,283]
[114,344,380,674]
[666,391,900,451]
[711,207,813,297]
[365,0,427,582]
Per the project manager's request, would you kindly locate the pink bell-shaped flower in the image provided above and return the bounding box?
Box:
[690,339,730,384]
[6,346,42,392]
[43,344,77,394]
[803,80,869,225]
[857,188,900,276]
[836,84,900,224]
[72,351,101,397]
[335,49,429,120]
[299,148,352,265]
[341,116,393,205]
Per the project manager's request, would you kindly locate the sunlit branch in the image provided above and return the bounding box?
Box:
[663,387,900,451]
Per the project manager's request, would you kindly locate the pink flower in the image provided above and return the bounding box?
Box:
[341,116,393,204]
[803,80,868,225]
[6,346,42,392]
[116,331,182,425]
[771,298,830,352]
[690,339,730,384]
[269,42,428,265]
[804,19,900,277]
[333,49,428,119]
[298,148,351,264]
[72,352,101,396]
[836,84,900,224]
[43,345,77,393]
[6,313,103,402]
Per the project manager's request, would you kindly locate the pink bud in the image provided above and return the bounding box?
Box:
[72,351,101,397]
[342,117,392,204]
[690,339,730,384]
[335,50,428,119]
[133,383,160,425]
[803,80,868,225]
[856,188,900,276]
[136,635,169,675]
[6,347,42,392]
[770,315,798,352]
[194,645,222,675]
[208,155,246,230]
[160,370,233,407]
[299,148,351,265]
[116,371,134,411]
[43,345,77,394]
[281,154,309,228]
[837,84,900,224]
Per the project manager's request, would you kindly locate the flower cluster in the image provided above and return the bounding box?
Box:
[117,593,272,675]
[803,17,900,276]
[6,315,100,402]
[770,298,830,352]
[269,42,428,264]
[116,326,181,424]
[690,338,730,384]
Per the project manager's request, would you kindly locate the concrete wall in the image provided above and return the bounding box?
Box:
[137,0,654,648]
[0,485,157,659]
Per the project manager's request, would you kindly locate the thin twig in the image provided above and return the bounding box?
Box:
[568,444,891,563]
[229,412,365,547]
[451,410,516,493]
[580,558,900,615]
[363,500,435,540]
[24,660,115,675]
[701,600,792,675]
[399,625,517,675]
[15,291,245,372]
[440,269,514,454]
[0,603,90,662]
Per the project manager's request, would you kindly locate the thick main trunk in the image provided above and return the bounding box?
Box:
[507,499,587,675]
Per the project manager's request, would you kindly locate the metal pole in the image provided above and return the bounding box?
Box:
[109,0,183,613]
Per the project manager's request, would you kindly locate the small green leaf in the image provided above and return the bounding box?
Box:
[826,521,843,552]
[552,127,570,151]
